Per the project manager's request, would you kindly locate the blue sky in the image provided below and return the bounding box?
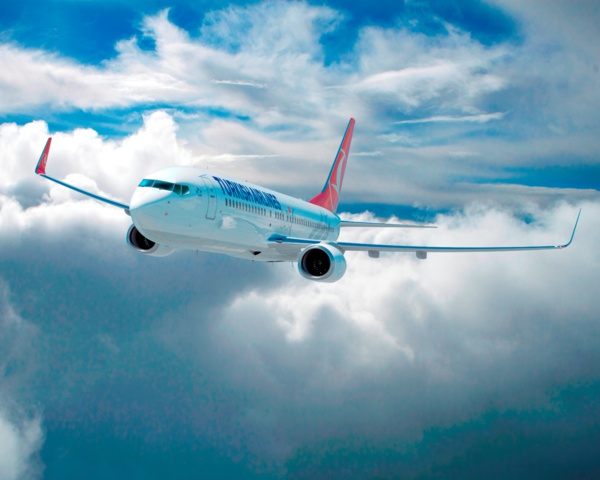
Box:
[1,1,599,479]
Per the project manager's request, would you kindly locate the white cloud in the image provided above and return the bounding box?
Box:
[1,3,599,476]
[211,79,267,88]
[1,111,194,208]
[0,4,508,130]
[395,112,505,124]
[1,112,598,476]
[200,1,340,56]
[489,0,600,60]
[349,24,509,116]
[225,202,592,357]
[483,0,600,139]
[1,114,595,268]
[1,1,598,212]
[0,412,43,480]
[0,42,186,111]
[148,200,598,469]
[0,5,342,128]
[0,281,44,480]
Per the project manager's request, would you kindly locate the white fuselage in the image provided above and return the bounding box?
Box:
[129,167,341,262]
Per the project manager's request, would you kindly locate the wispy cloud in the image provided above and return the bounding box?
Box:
[395,112,505,124]
[0,6,509,133]
[211,79,267,88]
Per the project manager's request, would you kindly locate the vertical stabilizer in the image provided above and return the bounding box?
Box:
[309,118,355,213]
[35,138,52,175]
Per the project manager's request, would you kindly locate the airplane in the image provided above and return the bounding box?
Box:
[35,118,580,282]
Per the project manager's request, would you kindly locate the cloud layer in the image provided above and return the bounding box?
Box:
[1,2,598,207]
[1,1,599,478]
[1,117,598,478]
[0,281,44,480]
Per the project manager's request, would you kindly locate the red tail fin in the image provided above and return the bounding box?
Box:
[35,137,52,175]
[309,118,355,213]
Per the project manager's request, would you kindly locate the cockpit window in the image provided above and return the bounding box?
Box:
[153,181,174,192]
[174,184,190,196]
[139,179,191,196]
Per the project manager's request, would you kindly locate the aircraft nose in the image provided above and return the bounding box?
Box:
[130,187,169,210]
[129,187,172,228]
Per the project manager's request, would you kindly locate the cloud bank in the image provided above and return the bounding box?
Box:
[1,117,598,478]
[1,1,599,478]
[0,281,44,480]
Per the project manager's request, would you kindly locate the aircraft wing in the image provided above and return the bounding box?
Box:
[270,210,580,257]
[340,220,436,228]
[35,138,130,211]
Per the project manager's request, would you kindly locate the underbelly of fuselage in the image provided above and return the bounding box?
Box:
[138,212,304,262]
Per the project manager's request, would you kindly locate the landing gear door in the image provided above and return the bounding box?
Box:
[200,176,217,220]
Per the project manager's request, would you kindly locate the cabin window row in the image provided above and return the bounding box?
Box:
[225,198,269,217]
[224,198,332,232]
[292,217,320,229]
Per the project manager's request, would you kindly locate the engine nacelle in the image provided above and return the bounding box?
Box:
[126,225,175,257]
[298,243,347,283]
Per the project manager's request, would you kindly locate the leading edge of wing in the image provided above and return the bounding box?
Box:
[35,138,130,211]
[270,210,581,253]
[340,220,436,229]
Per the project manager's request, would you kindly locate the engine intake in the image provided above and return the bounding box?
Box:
[298,244,347,282]
[126,225,175,257]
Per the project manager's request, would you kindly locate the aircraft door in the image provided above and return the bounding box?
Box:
[200,176,217,220]
[285,207,292,236]
[319,212,325,239]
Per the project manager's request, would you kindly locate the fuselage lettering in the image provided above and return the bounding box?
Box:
[213,176,282,210]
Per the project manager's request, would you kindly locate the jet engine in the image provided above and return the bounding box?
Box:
[298,243,347,282]
[126,225,175,257]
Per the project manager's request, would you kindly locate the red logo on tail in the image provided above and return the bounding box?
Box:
[36,138,52,175]
[309,119,354,213]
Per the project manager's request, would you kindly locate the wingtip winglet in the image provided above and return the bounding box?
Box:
[559,209,581,249]
[35,137,52,175]
[568,208,581,246]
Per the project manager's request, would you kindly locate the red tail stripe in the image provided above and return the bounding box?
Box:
[309,118,355,213]
[35,137,52,175]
